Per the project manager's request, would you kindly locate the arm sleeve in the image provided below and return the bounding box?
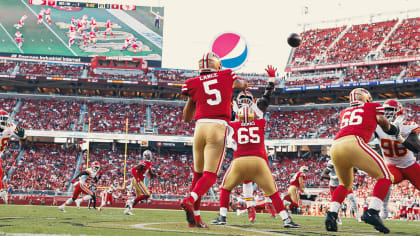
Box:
[402,132,420,153]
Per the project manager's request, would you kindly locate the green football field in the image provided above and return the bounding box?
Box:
[0,205,418,235]
[0,0,162,58]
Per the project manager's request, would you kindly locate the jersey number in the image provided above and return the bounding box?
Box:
[203,79,221,106]
[340,109,363,128]
[0,137,10,153]
[380,138,407,158]
[237,127,260,144]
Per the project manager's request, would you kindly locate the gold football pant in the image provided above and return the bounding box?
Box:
[193,122,227,174]
[133,178,150,197]
[330,135,393,190]
[222,156,277,196]
[287,185,299,204]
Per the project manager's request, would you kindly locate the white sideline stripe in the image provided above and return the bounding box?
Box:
[0,23,24,53]
[224,225,290,235]
[106,9,162,48]
[20,0,78,56]
[130,222,227,235]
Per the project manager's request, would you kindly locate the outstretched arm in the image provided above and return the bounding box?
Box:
[256,65,276,113]
[183,96,195,122]
[402,132,420,153]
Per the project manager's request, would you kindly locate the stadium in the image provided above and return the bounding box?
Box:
[0,0,419,235]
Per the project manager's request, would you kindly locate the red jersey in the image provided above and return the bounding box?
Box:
[290,171,305,187]
[231,119,268,162]
[181,69,237,122]
[89,32,96,38]
[335,102,384,143]
[131,160,151,182]
[106,21,111,28]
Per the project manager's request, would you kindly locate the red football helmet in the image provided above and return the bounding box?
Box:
[237,106,255,123]
[92,161,100,171]
[383,99,404,122]
[0,110,10,130]
[198,52,222,74]
[236,90,254,108]
[349,88,372,107]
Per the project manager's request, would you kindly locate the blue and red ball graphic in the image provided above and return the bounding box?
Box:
[211,33,248,70]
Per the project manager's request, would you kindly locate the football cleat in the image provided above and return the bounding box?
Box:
[181,197,196,226]
[210,215,226,225]
[362,209,390,234]
[124,208,134,215]
[325,211,338,232]
[194,215,209,228]
[283,217,301,228]
[247,206,256,223]
[75,199,81,209]
[58,205,66,213]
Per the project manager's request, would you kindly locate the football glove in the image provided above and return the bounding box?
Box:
[265,65,277,78]
[15,127,25,138]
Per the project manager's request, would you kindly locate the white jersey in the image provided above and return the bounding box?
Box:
[78,167,97,185]
[232,101,264,119]
[0,123,17,156]
[374,122,419,168]
[106,185,117,194]
[326,160,339,187]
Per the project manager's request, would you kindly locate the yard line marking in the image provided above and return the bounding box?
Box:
[0,23,23,53]
[20,0,78,56]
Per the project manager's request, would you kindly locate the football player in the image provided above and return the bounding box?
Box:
[233,65,277,222]
[98,182,119,211]
[321,160,361,223]
[210,106,300,228]
[37,8,45,24]
[325,88,399,234]
[124,150,158,215]
[68,24,76,48]
[89,31,97,48]
[44,8,52,25]
[371,99,420,219]
[0,110,25,201]
[15,14,27,29]
[181,52,248,227]
[58,161,101,212]
[14,31,23,49]
[104,20,114,38]
[282,166,308,213]
[90,17,99,32]
[121,36,136,51]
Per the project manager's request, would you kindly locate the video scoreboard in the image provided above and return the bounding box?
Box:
[28,0,137,10]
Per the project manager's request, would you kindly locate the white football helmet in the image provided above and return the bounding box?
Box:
[383,99,404,123]
[143,150,152,161]
[236,90,254,108]
[299,166,309,172]
[0,110,10,131]
[349,88,372,107]
[92,161,100,171]
[198,52,222,73]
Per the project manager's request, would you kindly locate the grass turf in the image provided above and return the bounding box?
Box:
[0,205,418,235]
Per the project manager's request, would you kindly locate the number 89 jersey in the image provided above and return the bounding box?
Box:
[230,118,267,162]
[181,69,237,122]
[374,122,419,168]
[335,103,384,143]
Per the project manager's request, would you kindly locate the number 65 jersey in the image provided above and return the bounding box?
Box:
[181,69,237,122]
[335,102,384,143]
[374,122,419,168]
[230,118,268,162]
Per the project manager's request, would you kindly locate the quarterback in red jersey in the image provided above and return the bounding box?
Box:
[14,31,23,49]
[210,106,300,228]
[124,150,158,215]
[372,99,420,219]
[104,20,114,38]
[283,166,308,212]
[181,52,248,227]
[325,88,400,234]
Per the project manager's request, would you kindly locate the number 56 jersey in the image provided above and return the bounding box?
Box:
[181,69,237,122]
[335,103,384,143]
[374,122,419,168]
[230,118,267,162]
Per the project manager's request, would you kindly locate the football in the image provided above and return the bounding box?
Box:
[287,33,302,47]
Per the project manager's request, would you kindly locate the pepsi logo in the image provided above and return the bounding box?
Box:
[211,32,248,70]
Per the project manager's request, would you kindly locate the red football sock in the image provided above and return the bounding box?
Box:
[220,188,231,208]
[191,172,203,210]
[283,194,292,203]
[243,180,252,184]
[290,202,299,210]
[133,195,148,206]
[373,178,391,201]
[332,185,348,204]
[192,171,217,197]
[269,191,285,213]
